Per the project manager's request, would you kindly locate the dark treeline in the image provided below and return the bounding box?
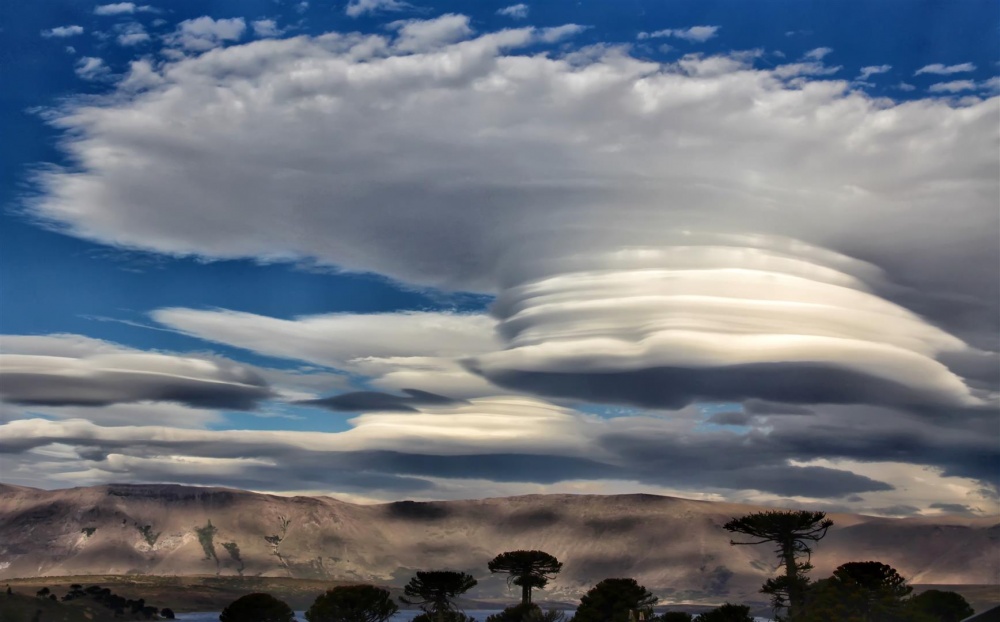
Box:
[220,511,976,622]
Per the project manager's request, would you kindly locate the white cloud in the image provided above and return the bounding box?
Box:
[94,2,155,15]
[897,82,916,92]
[497,4,529,19]
[638,25,718,43]
[252,19,283,38]
[538,24,588,43]
[152,308,502,399]
[857,64,891,80]
[119,59,164,90]
[915,62,976,75]
[928,80,978,93]
[390,14,474,53]
[164,16,246,52]
[115,22,150,46]
[74,56,110,80]
[803,46,833,61]
[345,0,410,18]
[0,334,272,410]
[42,25,84,38]
[27,26,1000,413]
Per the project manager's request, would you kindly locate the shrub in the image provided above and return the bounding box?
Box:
[220,592,295,622]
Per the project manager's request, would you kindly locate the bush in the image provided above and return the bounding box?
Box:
[306,585,399,622]
[907,589,974,622]
[485,603,566,622]
[693,604,754,622]
[220,592,295,622]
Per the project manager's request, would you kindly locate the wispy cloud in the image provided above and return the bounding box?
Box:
[74,56,110,80]
[114,22,150,46]
[164,16,246,52]
[345,0,411,18]
[803,46,833,61]
[638,25,719,43]
[252,19,284,38]
[915,62,976,75]
[41,25,84,38]
[497,3,529,19]
[928,80,977,93]
[857,64,891,80]
[94,2,156,15]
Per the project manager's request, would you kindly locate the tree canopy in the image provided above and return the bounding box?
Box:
[488,550,563,605]
[572,578,657,622]
[723,510,832,618]
[401,571,478,619]
[220,592,295,622]
[306,585,400,622]
[906,589,974,622]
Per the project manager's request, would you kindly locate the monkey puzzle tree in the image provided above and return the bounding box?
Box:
[401,571,478,622]
[723,510,832,619]
[488,550,563,605]
[831,560,912,620]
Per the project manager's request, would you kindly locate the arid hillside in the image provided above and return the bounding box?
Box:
[1,483,996,604]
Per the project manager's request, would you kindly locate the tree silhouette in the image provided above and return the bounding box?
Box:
[723,510,832,618]
[306,585,399,622]
[488,550,563,605]
[220,593,295,622]
[656,613,693,622]
[401,571,478,622]
[485,602,566,622]
[832,561,912,613]
[573,578,657,622]
[693,604,754,622]
[907,589,974,622]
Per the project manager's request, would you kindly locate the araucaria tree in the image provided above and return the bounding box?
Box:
[488,550,563,605]
[401,571,478,622]
[723,510,832,619]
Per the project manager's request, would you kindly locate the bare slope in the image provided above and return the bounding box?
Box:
[0,483,996,603]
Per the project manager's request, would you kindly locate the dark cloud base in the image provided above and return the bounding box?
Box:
[478,362,963,411]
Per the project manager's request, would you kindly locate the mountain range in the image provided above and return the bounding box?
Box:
[1,483,996,605]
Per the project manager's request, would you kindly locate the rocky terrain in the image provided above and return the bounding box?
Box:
[1,483,997,605]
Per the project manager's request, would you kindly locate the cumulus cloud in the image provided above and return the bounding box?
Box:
[915,62,976,75]
[0,334,273,410]
[345,0,411,18]
[94,2,155,15]
[24,23,1000,417]
[42,25,84,38]
[497,4,529,19]
[638,26,719,43]
[164,16,246,52]
[857,64,891,80]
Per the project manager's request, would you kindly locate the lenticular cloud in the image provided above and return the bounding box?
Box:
[472,234,978,409]
[27,19,1000,411]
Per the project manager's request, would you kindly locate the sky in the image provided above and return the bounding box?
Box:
[1,0,998,517]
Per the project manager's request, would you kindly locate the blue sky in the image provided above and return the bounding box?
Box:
[1,0,997,513]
